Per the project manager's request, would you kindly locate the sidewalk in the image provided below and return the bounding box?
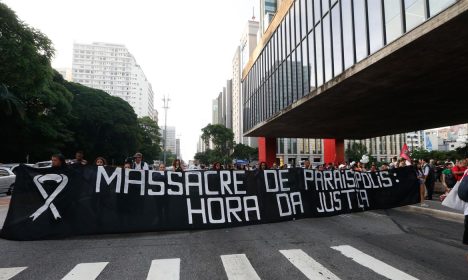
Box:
[396,193,465,223]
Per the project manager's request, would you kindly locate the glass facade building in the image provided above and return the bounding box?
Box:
[242,0,457,133]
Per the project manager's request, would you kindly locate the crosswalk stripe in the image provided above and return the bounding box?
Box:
[280,249,341,280]
[61,262,108,280]
[0,267,27,280]
[221,254,261,280]
[331,245,419,280]
[146,258,180,280]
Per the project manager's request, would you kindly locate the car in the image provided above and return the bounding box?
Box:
[0,163,34,174]
[0,167,16,195]
[34,161,52,168]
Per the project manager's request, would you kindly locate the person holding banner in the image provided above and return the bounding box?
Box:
[51,154,66,169]
[172,159,183,172]
[94,157,107,166]
[132,153,149,170]
[212,162,222,171]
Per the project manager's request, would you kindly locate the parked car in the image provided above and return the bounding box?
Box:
[34,161,52,168]
[0,167,16,195]
[0,163,34,174]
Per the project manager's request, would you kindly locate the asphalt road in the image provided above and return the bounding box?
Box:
[0,197,467,280]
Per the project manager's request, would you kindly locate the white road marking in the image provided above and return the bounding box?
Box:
[0,267,27,280]
[61,262,108,280]
[280,249,341,280]
[146,258,180,280]
[221,254,261,280]
[331,245,418,280]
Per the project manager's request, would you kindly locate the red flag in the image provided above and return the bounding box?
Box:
[400,143,411,161]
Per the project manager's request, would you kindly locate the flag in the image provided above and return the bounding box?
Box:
[400,143,411,161]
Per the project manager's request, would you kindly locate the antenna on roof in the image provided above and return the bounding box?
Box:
[252,5,256,20]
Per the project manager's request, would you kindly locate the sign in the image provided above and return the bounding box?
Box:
[1,165,419,240]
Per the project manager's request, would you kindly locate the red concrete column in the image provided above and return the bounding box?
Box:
[323,139,345,165]
[258,137,277,167]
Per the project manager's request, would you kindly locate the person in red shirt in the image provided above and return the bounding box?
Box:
[452,159,467,182]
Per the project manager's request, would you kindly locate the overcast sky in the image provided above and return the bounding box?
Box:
[3,0,259,161]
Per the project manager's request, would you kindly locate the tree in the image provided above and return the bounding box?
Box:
[0,84,24,119]
[162,150,177,167]
[232,143,258,161]
[62,80,140,164]
[199,124,234,164]
[345,142,368,163]
[0,4,74,162]
[137,116,161,163]
[410,148,464,162]
[194,149,222,166]
[0,3,158,165]
[0,3,55,99]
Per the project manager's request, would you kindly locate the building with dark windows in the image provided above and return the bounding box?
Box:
[242,0,468,165]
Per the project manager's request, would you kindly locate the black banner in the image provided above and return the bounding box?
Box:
[1,165,419,240]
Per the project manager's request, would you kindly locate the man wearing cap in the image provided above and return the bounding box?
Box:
[132,152,149,170]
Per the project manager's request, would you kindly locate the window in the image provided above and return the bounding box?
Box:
[323,15,332,82]
[354,0,368,62]
[429,0,455,17]
[368,0,384,53]
[384,0,403,43]
[315,23,324,87]
[301,0,308,41]
[308,30,316,91]
[301,41,310,96]
[285,14,291,56]
[295,1,301,45]
[405,0,425,31]
[0,169,9,176]
[314,0,321,24]
[307,0,314,32]
[342,0,354,69]
[321,0,329,15]
[295,46,303,99]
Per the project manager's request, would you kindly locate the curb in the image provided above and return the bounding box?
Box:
[396,205,464,223]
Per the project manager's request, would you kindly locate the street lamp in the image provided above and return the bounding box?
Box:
[162,96,170,164]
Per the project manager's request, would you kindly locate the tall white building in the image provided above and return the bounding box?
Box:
[72,42,157,122]
[232,20,260,148]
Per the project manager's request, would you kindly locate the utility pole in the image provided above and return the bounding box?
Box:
[162,96,170,164]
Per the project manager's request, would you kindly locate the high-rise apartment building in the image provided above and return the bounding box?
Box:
[232,20,260,148]
[72,42,157,122]
[232,47,242,144]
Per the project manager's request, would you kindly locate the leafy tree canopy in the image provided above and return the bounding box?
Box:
[232,143,258,161]
[137,116,161,163]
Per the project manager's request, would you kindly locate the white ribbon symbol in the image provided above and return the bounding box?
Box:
[30,174,68,221]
